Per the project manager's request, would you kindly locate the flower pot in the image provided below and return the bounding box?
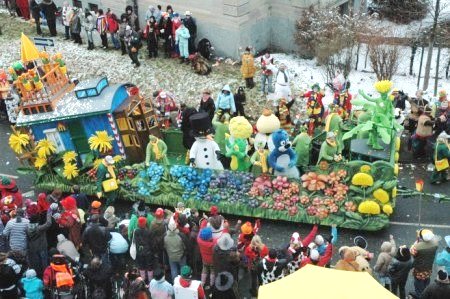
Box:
[23,82,32,91]
[34,80,43,91]
[59,66,67,75]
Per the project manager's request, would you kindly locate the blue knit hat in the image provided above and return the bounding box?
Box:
[199,227,213,241]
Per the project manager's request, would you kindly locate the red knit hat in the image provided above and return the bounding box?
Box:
[37,193,49,213]
[210,205,219,216]
[138,216,147,228]
[155,208,164,219]
[61,196,77,211]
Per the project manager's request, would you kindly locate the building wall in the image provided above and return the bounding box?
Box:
[62,0,364,58]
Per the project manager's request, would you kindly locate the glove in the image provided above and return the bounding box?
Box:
[215,151,223,161]
[50,203,59,211]
[53,213,61,220]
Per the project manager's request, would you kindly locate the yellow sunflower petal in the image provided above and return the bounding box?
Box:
[34,157,47,170]
[62,151,77,164]
[63,163,79,180]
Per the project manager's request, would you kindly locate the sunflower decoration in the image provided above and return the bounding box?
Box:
[63,163,79,180]
[9,132,30,154]
[374,80,393,95]
[93,158,103,169]
[113,155,123,163]
[88,131,114,153]
[34,157,47,170]
[36,139,57,158]
[62,151,77,164]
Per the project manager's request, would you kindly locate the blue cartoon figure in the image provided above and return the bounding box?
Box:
[269,129,299,179]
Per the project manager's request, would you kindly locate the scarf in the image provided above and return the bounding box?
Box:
[151,140,162,160]
[106,164,116,179]
[258,150,268,173]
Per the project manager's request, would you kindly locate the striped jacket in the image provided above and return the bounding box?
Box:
[3,217,30,251]
[97,15,108,34]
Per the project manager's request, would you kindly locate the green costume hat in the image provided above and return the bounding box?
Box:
[181,265,192,279]
[311,83,321,91]
[0,176,16,189]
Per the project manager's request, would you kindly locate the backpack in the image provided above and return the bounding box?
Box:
[50,262,74,289]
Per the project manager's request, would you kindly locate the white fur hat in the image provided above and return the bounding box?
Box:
[310,249,320,261]
[315,235,324,246]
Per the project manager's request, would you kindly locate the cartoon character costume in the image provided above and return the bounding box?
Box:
[269,129,299,179]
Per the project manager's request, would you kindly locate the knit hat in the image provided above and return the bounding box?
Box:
[418,229,434,242]
[61,196,77,210]
[181,265,192,279]
[445,235,450,248]
[91,201,102,209]
[439,90,447,97]
[290,232,301,245]
[168,217,177,231]
[217,233,234,251]
[199,227,213,241]
[210,205,219,216]
[0,176,15,189]
[396,246,411,261]
[155,208,164,219]
[315,235,324,246]
[138,216,147,228]
[57,234,66,242]
[268,249,277,259]
[241,221,253,235]
[437,270,448,282]
[26,269,37,278]
[214,271,234,291]
[310,249,320,261]
[37,193,50,212]
[27,204,39,217]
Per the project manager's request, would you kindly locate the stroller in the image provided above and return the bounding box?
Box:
[43,254,78,299]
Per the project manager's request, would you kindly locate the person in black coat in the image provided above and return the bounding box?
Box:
[388,246,412,299]
[233,86,246,117]
[134,217,155,283]
[159,14,173,58]
[183,12,197,54]
[180,107,197,150]
[0,252,19,299]
[199,89,215,120]
[30,0,42,35]
[421,270,450,299]
[145,16,159,58]
[40,0,58,36]
[84,257,113,298]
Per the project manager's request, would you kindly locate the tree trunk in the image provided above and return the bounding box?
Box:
[409,44,417,76]
[364,44,369,69]
[434,45,441,96]
[417,46,425,88]
[422,0,440,91]
[355,43,361,70]
[446,57,450,79]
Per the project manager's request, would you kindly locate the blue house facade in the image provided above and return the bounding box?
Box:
[16,77,133,162]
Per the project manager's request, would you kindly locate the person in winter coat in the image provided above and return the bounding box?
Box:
[171,13,182,56]
[40,0,58,36]
[164,217,188,282]
[106,10,120,49]
[245,235,269,297]
[70,8,82,44]
[212,233,240,298]
[430,132,450,184]
[16,0,30,19]
[421,269,450,299]
[128,200,154,237]
[0,252,19,298]
[134,217,155,283]
[215,85,236,114]
[240,47,256,89]
[175,22,190,63]
[96,9,108,49]
[21,269,44,299]
[374,234,396,289]
[2,208,29,253]
[70,185,89,212]
[410,229,439,298]
[104,206,120,229]
[146,5,161,23]
[300,245,333,268]
[143,16,159,58]
[257,249,291,286]
[149,268,174,299]
[30,0,42,35]
[61,1,72,39]
[233,86,246,117]
[184,11,197,54]
[199,89,215,120]
[84,257,113,297]
[58,196,82,249]
[150,208,167,266]
[82,9,96,50]
[412,106,434,158]
[261,51,274,94]
[159,13,173,58]
[123,268,150,299]
[82,214,111,263]
[173,265,205,299]
[197,227,217,287]
[27,209,52,277]
[125,5,139,31]
[335,248,360,271]
[436,235,450,274]
[124,25,142,68]
[56,234,80,262]
[389,246,413,299]
[118,14,129,55]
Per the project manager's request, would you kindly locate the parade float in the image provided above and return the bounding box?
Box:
[7,35,401,231]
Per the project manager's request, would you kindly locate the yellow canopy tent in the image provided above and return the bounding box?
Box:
[258,264,398,299]
[20,33,40,62]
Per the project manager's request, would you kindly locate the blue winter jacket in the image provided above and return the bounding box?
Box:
[317,226,338,256]
[436,248,450,274]
[21,277,44,299]
[215,84,236,113]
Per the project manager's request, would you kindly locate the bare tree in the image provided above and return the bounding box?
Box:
[368,35,401,80]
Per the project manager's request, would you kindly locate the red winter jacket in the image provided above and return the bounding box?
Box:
[300,243,333,268]
[106,14,119,33]
[197,236,217,265]
[245,245,269,269]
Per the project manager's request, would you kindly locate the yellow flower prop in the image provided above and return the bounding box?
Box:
[113,155,122,163]
[383,204,393,215]
[9,132,30,154]
[374,80,393,94]
[360,165,371,173]
[36,139,56,158]
[352,172,374,187]
[63,163,79,180]
[394,152,399,162]
[395,137,401,151]
[34,157,47,170]
[394,163,399,176]
[62,151,77,164]
[93,158,103,169]
[89,131,114,153]
[373,189,389,204]
[392,187,397,198]
[358,200,381,215]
